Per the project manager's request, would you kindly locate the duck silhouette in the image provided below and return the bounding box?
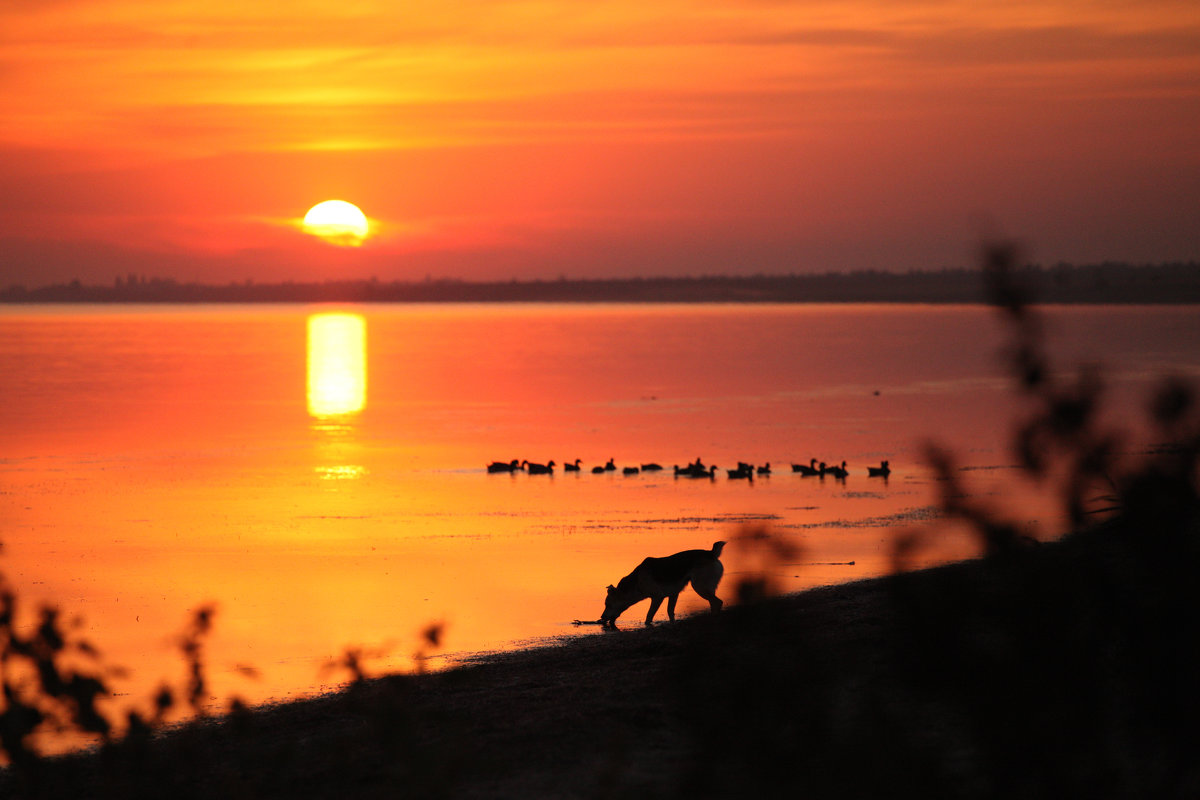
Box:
[564,458,582,472]
[487,459,521,473]
[727,464,753,479]
[523,460,556,475]
[792,458,819,476]
[675,463,718,479]
[825,461,848,479]
[867,460,891,478]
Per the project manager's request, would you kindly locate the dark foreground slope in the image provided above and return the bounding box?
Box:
[6,494,1200,799]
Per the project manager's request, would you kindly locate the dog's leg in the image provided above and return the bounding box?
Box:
[666,592,680,621]
[703,593,724,613]
[691,566,724,613]
[645,596,665,625]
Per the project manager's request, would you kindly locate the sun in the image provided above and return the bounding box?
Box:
[302,200,369,246]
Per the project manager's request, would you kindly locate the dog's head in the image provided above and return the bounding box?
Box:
[600,577,639,627]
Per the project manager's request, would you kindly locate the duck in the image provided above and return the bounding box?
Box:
[623,466,640,475]
[563,458,582,472]
[640,463,663,471]
[603,458,617,472]
[487,459,521,473]
[867,460,891,478]
[727,465,754,480]
[792,458,820,476]
[756,463,771,476]
[675,463,718,479]
[523,460,556,475]
[825,461,848,479]
[591,465,607,474]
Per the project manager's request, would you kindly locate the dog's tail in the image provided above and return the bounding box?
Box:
[711,541,726,558]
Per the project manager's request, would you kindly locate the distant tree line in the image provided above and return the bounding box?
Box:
[2,262,1198,304]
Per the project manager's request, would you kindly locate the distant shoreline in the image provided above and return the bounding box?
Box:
[3,262,1198,305]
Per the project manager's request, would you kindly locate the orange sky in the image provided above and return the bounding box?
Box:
[2,1,1198,285]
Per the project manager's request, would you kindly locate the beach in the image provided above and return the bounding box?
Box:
[8,487,1200,799]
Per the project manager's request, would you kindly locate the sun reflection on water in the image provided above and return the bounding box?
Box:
[307,313,367,418]
[307,312,368,481]
[316,464,369,481]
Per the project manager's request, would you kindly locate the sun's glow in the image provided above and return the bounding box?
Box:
[307,313,367,417]
[302,200,369,246]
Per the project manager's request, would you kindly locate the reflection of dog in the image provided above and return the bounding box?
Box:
[601,542,726,627]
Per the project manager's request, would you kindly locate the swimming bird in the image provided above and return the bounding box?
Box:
[792,458,819,476]
[623,466,640,475]
[603,458,617,471]
[524,460,556,475]
[564,458,582,472]
[487,459,521,473]
[591,465,606,474]
[640,463,663,471]
[867,460,891,478]
[727,464,753,479]
[676,463,717,479]
[756,463,771,475]
[826,461,848,479]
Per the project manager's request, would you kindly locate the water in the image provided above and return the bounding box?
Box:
[1,302,1196,744]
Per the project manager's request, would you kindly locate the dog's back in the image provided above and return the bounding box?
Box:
[639,541,724,585]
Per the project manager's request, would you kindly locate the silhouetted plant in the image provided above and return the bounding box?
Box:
[879,242,1200,797]
[412,623,444,675]
[0,565,113,778]
[673,244,1200,799]
[178,604,216,717]
[321,624,443,687]
[896,243,1196,567]
[324,644,389,686]
[0,576,238,792]
[729,524,803,605]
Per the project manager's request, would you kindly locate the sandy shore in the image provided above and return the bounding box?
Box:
[5,509,1200,798]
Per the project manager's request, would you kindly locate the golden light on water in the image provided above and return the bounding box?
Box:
[307,313,367,417]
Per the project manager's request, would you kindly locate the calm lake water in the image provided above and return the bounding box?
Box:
[1,302,1197,744]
